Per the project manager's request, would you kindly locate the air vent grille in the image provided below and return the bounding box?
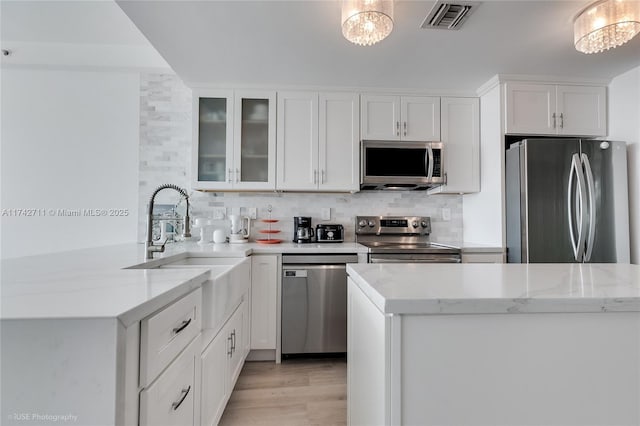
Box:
[421,1,480,30]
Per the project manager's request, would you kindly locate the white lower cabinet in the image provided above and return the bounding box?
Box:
[200,299,248,426]
[250,255,278,350]
[200,329,229,426]
[462,252,505,263]
[140,336,201,426]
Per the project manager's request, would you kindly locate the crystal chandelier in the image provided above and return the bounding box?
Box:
[574,0,640,54]
[342,0,394,46]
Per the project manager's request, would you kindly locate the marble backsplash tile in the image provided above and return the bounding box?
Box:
[138,73,463,244]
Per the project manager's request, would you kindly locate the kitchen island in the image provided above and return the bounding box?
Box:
[1,241,368,426]
[346,263,640,426]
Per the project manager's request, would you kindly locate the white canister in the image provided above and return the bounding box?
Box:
[213,228,226,244]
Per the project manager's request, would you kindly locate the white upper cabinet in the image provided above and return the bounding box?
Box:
[429,97,480,194]
[193,89,276,191]
[277,91,359,192]
[319,92,360,192]
[361,95,401,140]
[504,83,606,136]
[555,85,607,136]
[361,94,440,141]
[276,91,319,191]
[401,96,441,141]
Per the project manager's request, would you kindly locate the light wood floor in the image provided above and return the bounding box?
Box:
[218,357,347,426]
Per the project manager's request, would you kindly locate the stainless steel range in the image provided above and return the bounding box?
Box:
[356,215,461,263]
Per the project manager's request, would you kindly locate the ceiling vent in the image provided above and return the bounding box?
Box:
[420,1,480,30]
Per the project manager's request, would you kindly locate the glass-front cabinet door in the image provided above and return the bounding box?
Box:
[193,89,275,191]
[233,91,276,190]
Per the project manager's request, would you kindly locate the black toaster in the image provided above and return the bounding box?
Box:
[315,224,344,243]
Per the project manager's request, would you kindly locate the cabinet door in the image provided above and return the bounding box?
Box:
[233,91,277,190]
[504,83,556,135]
[361,94,401,140]
[227,302,245,389]
[200,332,230,426]
[431,97,480,194]
[250,255,277,350]
[556,85,607,136]
[192,90,234,190]
[276,92,319,190]
[319,92,360,192]
[401,96,441,141]
[140,336,200,426]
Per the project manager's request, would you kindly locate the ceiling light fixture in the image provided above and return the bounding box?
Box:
[341,0,394,46]
[574,0,640,54]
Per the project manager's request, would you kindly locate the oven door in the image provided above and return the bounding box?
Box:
[369,253,462,263]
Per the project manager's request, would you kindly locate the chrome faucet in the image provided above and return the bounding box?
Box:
[145,184,191,260]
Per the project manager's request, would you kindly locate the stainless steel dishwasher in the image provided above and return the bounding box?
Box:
[281,254,358,356]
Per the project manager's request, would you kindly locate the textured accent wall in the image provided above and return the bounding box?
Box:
[138,74,463,244]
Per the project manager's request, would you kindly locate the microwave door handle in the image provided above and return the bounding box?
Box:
[425,147,434,178]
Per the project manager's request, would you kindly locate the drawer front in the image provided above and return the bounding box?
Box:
[140,336,200,426]
[140,288,202,386]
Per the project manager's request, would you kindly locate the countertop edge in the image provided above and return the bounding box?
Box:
[117,270,209,327]
[346,263,640,315]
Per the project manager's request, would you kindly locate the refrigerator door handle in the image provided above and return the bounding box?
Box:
[568,153,587,261]
[582,153,596,262]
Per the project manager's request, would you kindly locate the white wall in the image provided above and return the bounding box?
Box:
[608,66,640,265]
[462,84,504,246]
[1,69,140,259]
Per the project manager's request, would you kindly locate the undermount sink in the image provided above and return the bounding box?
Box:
[159,257,245,267]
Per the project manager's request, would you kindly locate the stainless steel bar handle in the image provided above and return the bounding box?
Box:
[371,257,461,264]
[321,169,325,184]
[171,386,191,410]
[582,153,596,262]
[567,153,587,261]
[227,168,232,183]
[231,329,236,352]
[403,121,407,136]
[172,318,192,335]
[396,121,400,136]
[426,147,434,179]
[560,113,564,129]
[552,113,557,129]
[313,169,318,184]
[227,335,233,356]
[235,168,239,183]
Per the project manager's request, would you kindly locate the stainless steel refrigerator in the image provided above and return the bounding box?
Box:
[506,138,630,263]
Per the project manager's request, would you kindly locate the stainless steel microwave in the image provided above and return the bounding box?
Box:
[360,140,445,190]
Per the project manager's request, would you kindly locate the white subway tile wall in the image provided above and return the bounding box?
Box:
[138,74,463,244]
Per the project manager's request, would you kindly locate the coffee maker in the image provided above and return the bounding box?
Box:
[293,216,314,243]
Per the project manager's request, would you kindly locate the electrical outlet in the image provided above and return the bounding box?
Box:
[442,208,451,221]
[212,207,226,220]
[321,208,331,220]
[248,207,257,220]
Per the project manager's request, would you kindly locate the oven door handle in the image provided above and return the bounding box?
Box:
[370,256,461,264]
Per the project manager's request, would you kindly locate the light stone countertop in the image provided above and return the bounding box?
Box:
[347,263,640,315]
[0,241,367,324]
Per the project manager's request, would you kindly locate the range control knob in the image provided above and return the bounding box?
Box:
[368,220,376,227]
[412,221,418,228]
[421,221,429,228]
[358,219,367,228]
